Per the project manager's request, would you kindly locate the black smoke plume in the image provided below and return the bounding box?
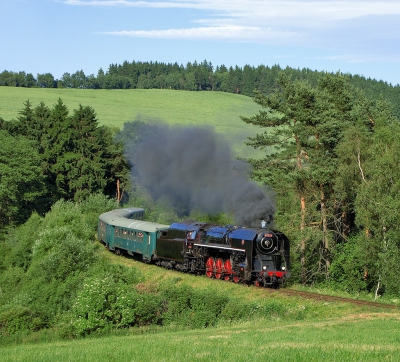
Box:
[126,122,275,227]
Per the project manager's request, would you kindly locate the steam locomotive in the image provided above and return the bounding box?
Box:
[98,207,290,288]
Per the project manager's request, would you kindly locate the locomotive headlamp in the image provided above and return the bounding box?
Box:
[263,266,267,270]
[282,266,286,271]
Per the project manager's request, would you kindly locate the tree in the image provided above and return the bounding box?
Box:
[0,131,45,229]
[241,72,363,283]
[13,99,131,205]
[71,70,87,88]
[103,126,131,202]
[37,73,56,88]
[59,72,72,88]
[352,100,400,296]
[54,105,107,201]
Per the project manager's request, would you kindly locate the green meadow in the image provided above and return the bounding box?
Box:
[0,87,263,158]
[1,315,399,362]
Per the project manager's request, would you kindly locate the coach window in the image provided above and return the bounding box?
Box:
[138,232,144,243]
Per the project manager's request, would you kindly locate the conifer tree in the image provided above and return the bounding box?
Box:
[0,131,45,228]
[242,73,360,282]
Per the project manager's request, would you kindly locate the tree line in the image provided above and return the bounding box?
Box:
[242,72,400,296]
[1,60,400,119]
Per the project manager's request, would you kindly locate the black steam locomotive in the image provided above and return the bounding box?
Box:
[98,208,290,288]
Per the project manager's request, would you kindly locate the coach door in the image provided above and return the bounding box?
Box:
[107,224,115,250]
[143,232,152,261]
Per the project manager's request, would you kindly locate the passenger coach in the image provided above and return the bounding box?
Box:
[98,207,169,261]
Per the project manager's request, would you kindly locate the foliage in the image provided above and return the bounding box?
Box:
[353,112,400,296]
[328,236,368,293]
[242,72,400,294]
[0,306,45,336]
[0,195,119,337]
[0,131,45,229]
[0,99,130,228]
[68,275,140,335]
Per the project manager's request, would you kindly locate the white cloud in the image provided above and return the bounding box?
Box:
[305,54,367,63]
[62,0,400,21]
[63,0,400,63]
[101,25,302,42]
[63,1,400,36]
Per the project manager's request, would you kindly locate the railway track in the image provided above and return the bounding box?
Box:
[270,288,400,310]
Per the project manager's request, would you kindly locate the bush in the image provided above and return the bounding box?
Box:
[69,275,143,336]
[220,298,252,322]
[1,213,43,271]
[379,241,400,297]
[0,306,45,336]
[134,294,163,326]
[32,230,98,282]
[0,196,115,337]
[161,284,193,326]
[329,237,368,293]
[160,284,230,328]
[0,267,25,305]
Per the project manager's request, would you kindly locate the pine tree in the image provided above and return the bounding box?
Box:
[242,72,362,283]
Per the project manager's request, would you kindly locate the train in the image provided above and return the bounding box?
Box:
[98,207,290,288]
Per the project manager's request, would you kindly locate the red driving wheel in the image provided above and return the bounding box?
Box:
[214,258,223,279]
[206,257,214,278]
[223,259,232,281]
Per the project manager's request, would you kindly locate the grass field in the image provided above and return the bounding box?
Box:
[1,310,399,362]
[0,87,263,158]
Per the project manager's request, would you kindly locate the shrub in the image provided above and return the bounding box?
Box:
[187,287,229,328]
[329,237,368,293]
[32,231,98,282]
[134,294,163,326]
[1,212,43,271]
[0,267,25,305]
[0,306,45,336]
[220,298,251,322]
[69,275,142,336]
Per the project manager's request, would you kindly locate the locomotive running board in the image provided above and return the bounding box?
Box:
[193,244,245,252]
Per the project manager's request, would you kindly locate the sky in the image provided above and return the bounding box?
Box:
[1,0,400,85]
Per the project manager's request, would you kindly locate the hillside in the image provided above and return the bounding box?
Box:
[0,87,263,158]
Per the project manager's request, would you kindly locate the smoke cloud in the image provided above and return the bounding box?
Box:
[127,123,275,227]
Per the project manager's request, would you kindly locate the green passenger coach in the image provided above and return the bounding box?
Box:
[98,208,169,261]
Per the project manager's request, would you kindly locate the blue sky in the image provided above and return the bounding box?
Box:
[2,0,400,85]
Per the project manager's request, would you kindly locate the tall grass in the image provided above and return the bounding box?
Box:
[0,87,263,158]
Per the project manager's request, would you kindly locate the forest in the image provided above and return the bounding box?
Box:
[1,63,400,339]
[1,60,400,119]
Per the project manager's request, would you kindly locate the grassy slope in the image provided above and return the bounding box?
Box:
[0,87,263,158]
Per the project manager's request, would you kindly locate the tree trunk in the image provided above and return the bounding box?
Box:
[300,195,307,284]
[116,178,121,202]
[320,186,330,276]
